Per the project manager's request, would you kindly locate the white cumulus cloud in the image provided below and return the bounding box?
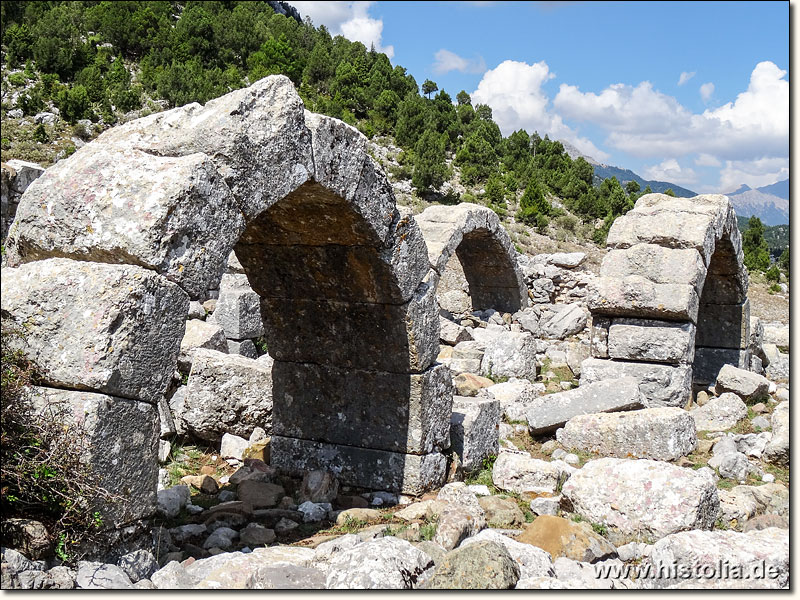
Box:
[292,1,394,58]
[716,157,789,193]
[700,82,715,103]
[678,71,696,86]
[471,60,610,161]
[642,158,698,186]
[432,49,486,75]
[695,153,721,167]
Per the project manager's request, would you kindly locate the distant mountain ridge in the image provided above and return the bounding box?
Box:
[560,141,697,198]
[726,178,788,226]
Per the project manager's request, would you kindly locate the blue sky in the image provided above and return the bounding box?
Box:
[292,1,789,193]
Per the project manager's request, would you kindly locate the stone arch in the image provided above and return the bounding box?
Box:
[582,193,750,406]
[2,76,453,522]
[415,203,527,314]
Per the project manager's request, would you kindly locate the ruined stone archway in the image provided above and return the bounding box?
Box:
[582,193,750,406]
[415,203,527,315]
[2,77,453,527]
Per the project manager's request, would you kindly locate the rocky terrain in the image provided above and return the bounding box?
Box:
[0,77,790,590]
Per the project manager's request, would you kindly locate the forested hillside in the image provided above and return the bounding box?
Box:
[0,0,656,246]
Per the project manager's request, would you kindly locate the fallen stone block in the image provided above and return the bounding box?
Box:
[580,358,691,407]
[492,451,575,495]
[762,401,788,467]
[472,326,538,380]
[691,392,747,431]
[214,285,265,340]
[525,377,643,435]
[450,396,500,473]
[556,407,697,460]
[178,319,228,372]
[715,364,770,403]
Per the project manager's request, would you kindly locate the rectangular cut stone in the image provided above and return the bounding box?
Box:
[695,300,750,349]
[588,277,699,323]
[693,347,751,385]
[607,212,720,263]
[213,286,265,340]
[580,358,692,408]
[270,436,446,494]
[525,378,644,434]
[556,408,698,461]
[450,396,500,473]
[272,362,452,454]
[608,318,696,364]
[1,258,188,403]
[601,245,706,292]
[28,386,159,528]
[260,281,438,373]
[590,317,610,358]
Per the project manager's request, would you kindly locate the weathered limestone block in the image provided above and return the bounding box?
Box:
[525,377,643,435]
[600,244,706,293]
[325,537,433,589]
[762,402,788,467]
[762,322,789,348]
[270,436,446,495]
[439,317,473,345]
[422,540,519,589]
[28,386,159,527]
[226,338,257,358]
[1,259,187,403]
[450,396,500,473]
[273,362,452,454]
[607,318,695,364]
[472,326,538,379]
[260,279,438,373]
[538,304,589,340]
[589,317,610,358]
[691,392,747,432]
[214,285,264,340]
[580,358,691,408]
[693,347,751,385]
[97,75,315,222]
[588,276,699,322]
[556,408,697,460]
[492,451,575,495]
[449,340,485,374]
[517,515,617,563]
[640,528,789,589]
[6,146,245,299]
[183,349,273,442]
[695,300,750,349]
[178,319,228,372]
[561,458,719,541]
[482,378,545,422]
[714,364,770,403]
[460,529,554,580]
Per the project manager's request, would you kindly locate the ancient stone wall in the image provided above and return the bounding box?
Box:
[583,193,751,406]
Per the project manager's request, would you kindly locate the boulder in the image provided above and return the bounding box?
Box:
[762,401,788,467]
[526,377,643,434]
[178,320,228,372]
[459,529,554,579]
[556,407,697,461]
[325,537,434,589]
[422,540,520,589]
[691,392,747,431]
[183,349,273,442]
[477,496,525,528]
[237,480,285,509]
[471,327,538,379]
[492,451,575,495]
[561,458,719,542]
[517,515,617,563]
[715,365,770,403]
[450,396,499,473]
[439,317,473,345]
[538,304,589,340]
[76,562,133,589]
[2,259,187,403]
[640,528,789,589]
[483,378,545,422]
[452,373,493,397]
[335,508,382,526]
[226,338,258,358]
[220,432,249,460]
[762,323,788,348]
[117,551,159,584]
[239,523,276,547]
[157,485,191,519]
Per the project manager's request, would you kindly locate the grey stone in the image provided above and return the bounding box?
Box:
[450,396,499,473]
[27,387,159,527]
[2,259,187,403]
[751,415,770,430]
[157,485,190,519]
[526,377,643,434]
[691,392,747,431]
[247,564,326,589]
[76,562,133,589]
[562,458,719,541]
[422,540,520,589]
[492,451,575,495]
[640,528,788,589]
[580,358,691,407]
[297,501,330,522]
[220,432,249,460]
[299,470,340,504]
[214,285,264,340]
[187,301,206,320]
[471,326,538,379]
[732,432,772,457]
[239,523,276,547]
[117,550,159,583]
[607,318,695,364]
[183,349,272,443]
[709,451,752,480]
[530,496,561,516]
[439,317,473,345]
[548,252,585,268]
[178,319,228,372]
[483,378,545,422]
[763,344,789,380]
[715,364,770,403]
[237,480,284,509]
[538,304,589,340]
[762,323,788,348]
[325,536,434,589]
[590,317,610,358]
[762,401,788,467]
[203,527,238,550]
[226,338,258,358]
[556,407,697,460]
